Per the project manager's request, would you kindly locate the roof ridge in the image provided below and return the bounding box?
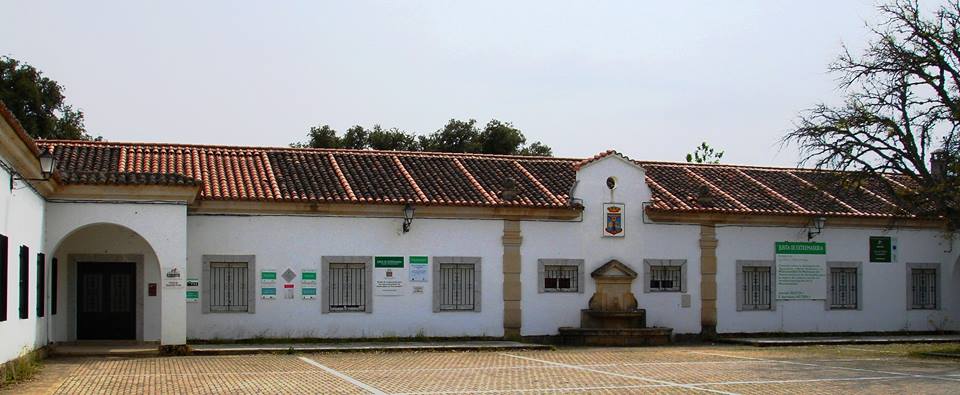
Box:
[636,160,910,175]
[40,139,581,162]
[786,171,861,214]
[683,167,749,210]
[734,169,808,212]
[452,158,497,205]
[393,156,428,202]
[514,161,562,206]
[327,153,357,201]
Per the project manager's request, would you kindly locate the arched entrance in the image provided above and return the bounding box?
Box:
[50,223,162,342]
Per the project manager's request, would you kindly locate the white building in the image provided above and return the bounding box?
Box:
[1,102,957,364]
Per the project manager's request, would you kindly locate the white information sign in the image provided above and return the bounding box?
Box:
[164,267,184,288]
[409,256,428,283]
[775,241,827,300]
[374,256,406,296]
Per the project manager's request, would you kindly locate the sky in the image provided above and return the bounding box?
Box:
[2,1,893,166]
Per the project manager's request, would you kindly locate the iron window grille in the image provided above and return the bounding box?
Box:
[741,266,772,311]
[36,253,45,317]
[648,265,682,292]
[829,267,858,309]
[328,263,366,312]
[19,245,28,319]
[209,262,249,312]
[438,263,476,311]
[543,265,579,292]
[910,268,937,309]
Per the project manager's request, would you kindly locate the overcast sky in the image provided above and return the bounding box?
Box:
[3,1,891,166]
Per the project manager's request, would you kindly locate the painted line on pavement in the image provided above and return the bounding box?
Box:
[298,356,387,394]
[688,351,960,383]
[499,352,738,395]
[393,375,904,395]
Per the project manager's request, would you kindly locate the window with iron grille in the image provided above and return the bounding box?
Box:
[643,259,686,293]
[434,257,481,312]
[36,253,45,317]
[649,266,682,292]
[209,262,249,312]
[741,266,772,311]
[203,255,255,314]
[538,259,583,294]
[829,267,858,309]
[543,265,578,292]
[19,245,29,319]
[910,268,937,309]
[328,263,367,312]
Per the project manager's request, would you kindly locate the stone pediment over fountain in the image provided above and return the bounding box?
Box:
[591,259,637,279]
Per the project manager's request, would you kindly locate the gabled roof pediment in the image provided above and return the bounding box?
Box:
[591,259,638,279]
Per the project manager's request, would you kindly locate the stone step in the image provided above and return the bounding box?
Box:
[558,327,673,346]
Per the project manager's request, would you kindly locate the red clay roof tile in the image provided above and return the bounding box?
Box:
[37,140,930,218]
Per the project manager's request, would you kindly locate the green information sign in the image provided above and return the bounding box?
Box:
[775,241,826,255]
[375,256,405,268]
[869,236,895,263]
[185,290,199,299]
[409,256,428,265]
[302,271,317,281]
[261,287,277,295]
[261,271,277,280]
[302,288,317,296]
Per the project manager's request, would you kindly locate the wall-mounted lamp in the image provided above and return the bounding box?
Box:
[9,147,57,190]
[402,203,415,233]
[807,216,826,240]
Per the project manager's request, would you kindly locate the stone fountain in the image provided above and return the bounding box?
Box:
[558,260,672,346]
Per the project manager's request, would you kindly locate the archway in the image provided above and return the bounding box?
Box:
[50,223,162,342]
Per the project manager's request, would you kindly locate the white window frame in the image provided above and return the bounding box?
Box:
[906,262,940,310]
[321,256,373,314]
[643,259,686,293]
[825,261,862,310]
[433,257,481,312]
[736,260,775,311]
[537,259,584,293]
[202,255,256,314]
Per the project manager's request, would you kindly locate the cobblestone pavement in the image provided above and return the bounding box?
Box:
[4,344,959,394]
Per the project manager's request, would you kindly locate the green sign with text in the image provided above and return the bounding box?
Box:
[375,256,405,268]
[869,236,894,263]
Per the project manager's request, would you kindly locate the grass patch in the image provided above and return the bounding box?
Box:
[0,349,44,389]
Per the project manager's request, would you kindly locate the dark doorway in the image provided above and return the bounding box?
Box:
[77,262,136,340]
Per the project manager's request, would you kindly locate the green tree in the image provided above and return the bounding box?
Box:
[340,125,369,149]
[292,118,554,156]
[783,0,960,228]
[420,119,482,153]
[686,142,724,164]
[0,56,91,140]
[479,120,526,155]
[367,125,419,151]
[292,124,340,148]
[519,141,553,157]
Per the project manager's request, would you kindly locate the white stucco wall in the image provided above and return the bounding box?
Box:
[521,155,702,336]
[0,171,47,364]
[716,225,959,333]
[186,215,505,339]
[45,201,188,345]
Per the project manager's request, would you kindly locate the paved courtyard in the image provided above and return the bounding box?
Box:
[5,344,960,394]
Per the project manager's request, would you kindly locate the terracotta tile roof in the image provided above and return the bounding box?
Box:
[639,162,919,218]
[41,140,579,208]
[39,140,925,218]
